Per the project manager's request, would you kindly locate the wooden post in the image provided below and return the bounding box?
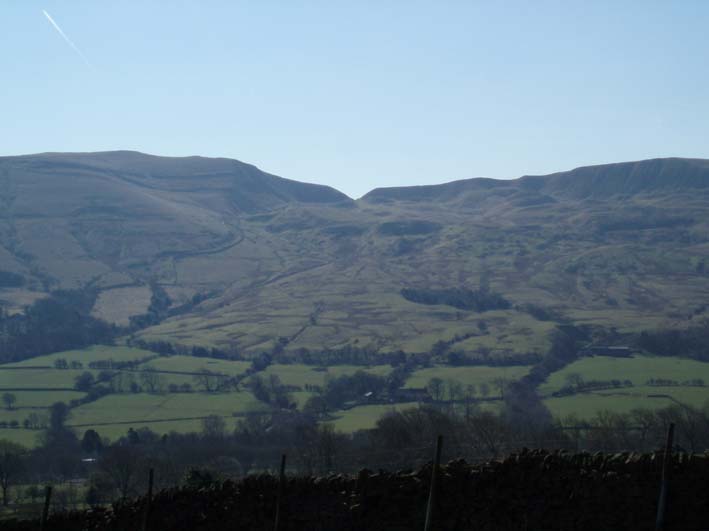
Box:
[273,454,286,531]
[357,469,369,531]
[655,423,675,531]
[424,435,443,531]
[141,468,155,531]
[39,485,52,531]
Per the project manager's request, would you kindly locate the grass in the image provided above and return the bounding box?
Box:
[90,285,152,326]
[545,386,709,419]
[329,402,420,432]
[68,391,270,441]
[0,429,40,447]
[70,391,269,424]
[0,369,93,389]
[254,364,393,389]
[5,349,709,445]
[10,153,709,365]
[405,365,532,391]
[0,390,85,408]
[291,390,316,409]
[540,354,709,420]
[5,345,156,367]
[539,355,709,396]
[72,418,211,442]
[147,356,251,376]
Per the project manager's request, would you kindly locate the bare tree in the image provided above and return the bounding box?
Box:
[565,372,585,389]
[465,411,509,459]
[193,369,223,393]
[97,445,143,499]
[492,377,507,400]
[427,377,445,401]
[2,393,16,411]
[447,379,464,401]
[316,424,345,474]
[26,412,47,429]
[464,384,477,419]
[0,440,25,506]
[479,382,490,398]
[201,415,227,439]
[140,366,163,394]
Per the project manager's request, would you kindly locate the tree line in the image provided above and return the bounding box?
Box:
[0,290,115,364]
[2,396,706,508]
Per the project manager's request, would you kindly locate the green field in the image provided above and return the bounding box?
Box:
[405,365,532,391]
[0,369,95,390]
[68,391,270,442]
[66,418,212,441]
[6,345,156,367]
[137,356,253,388]
[330,402,420,432]
[539,355,709,396]
[0,390,85,408]
[255,364,393,389]
[545,386,709,419]
[7,345,709,447]
[146,356,251,376]
[70,391,268,424]
[1,349,396,444]
[541,355,709,419]
[0,429,40,447]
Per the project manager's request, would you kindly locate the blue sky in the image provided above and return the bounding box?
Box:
[2,1,708,198]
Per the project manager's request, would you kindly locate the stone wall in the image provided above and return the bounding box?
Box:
[8,449,709,530]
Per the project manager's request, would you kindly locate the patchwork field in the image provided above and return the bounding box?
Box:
[146,356,251,376]
[0,346,264,445]
[254,364,393,389]
[539,355,709,396]
[541,355,709,419]
[4,342,709,448]
[6,345,156,367]
[545,386,709,419]
[405,365,533,392]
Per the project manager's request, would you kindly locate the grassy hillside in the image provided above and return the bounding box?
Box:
[1,152,709,360]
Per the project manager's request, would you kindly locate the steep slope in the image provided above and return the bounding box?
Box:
[1,153,708,358]
[0,151,351,320]
[143,157,709,356]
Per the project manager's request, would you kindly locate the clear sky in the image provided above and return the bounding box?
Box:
[2,1,708,198]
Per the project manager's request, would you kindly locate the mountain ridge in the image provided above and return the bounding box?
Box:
[4,151,709,201]
[1,151,709,358]
[362,157,709,203]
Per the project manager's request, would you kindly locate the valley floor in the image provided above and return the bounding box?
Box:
[0,344,708,447]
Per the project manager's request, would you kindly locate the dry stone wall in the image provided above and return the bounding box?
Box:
[8,449,709,530]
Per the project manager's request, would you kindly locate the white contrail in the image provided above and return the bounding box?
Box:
[42,9,92,68]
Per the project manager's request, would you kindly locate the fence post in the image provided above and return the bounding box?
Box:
[655,423,675,531]
[141,468,155,531]
[274,454,286,531]
[424,435,443,531]
[356,468,369,531]
[39,485,52,531]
